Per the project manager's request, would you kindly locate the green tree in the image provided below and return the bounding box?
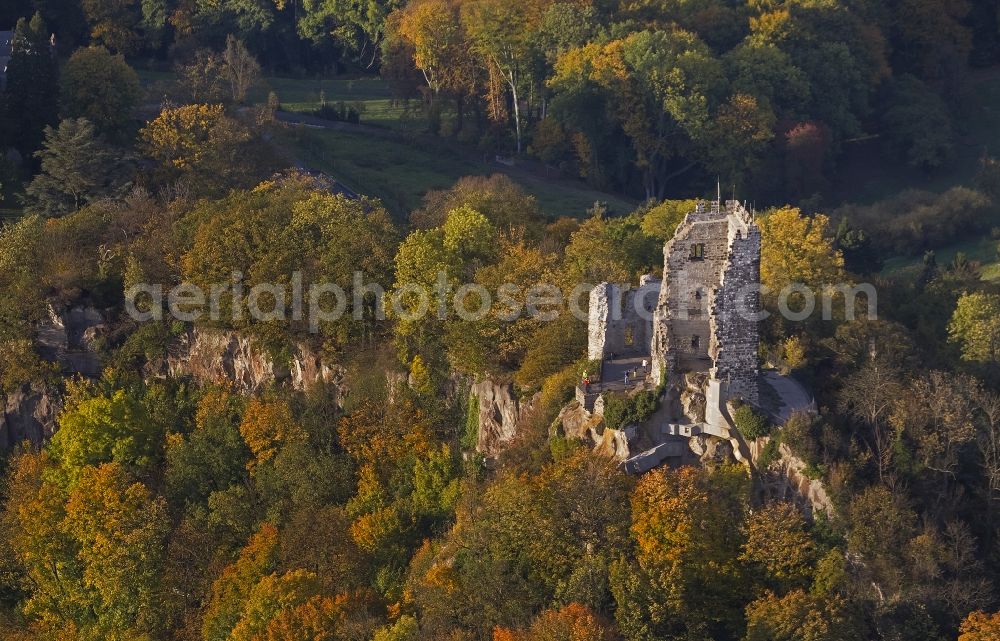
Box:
[48,388,162,487]
[949,291,1000,364]
[24,118,131,218]
[551,28,724,199]
[881,74,953,170]
[298,0,403,63]
[59,45,140,140]
[4,14,59,157]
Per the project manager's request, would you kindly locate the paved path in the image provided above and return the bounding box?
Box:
[761,371,815,423]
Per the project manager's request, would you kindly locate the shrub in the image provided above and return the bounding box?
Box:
[732,403,771,440]
[462,393,479,450]
[603,390,658,430]
[314,102,362,124]
[757,438,781,470]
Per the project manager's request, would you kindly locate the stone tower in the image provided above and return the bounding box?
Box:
[649,199,760,405]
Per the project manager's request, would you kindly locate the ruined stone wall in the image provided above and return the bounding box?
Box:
[712,210,761,404]
[650,201,760,404]
[587,278,660,361]
[650,207,729,382]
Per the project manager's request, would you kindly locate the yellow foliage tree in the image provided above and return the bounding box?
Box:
[759,207,845,293]
[141,103,230,169]
[959,610,1000,641]
[238,398,307,471]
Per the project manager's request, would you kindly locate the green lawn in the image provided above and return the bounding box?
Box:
[252,77,431,131]
[881,235,1000,282]
[278,126,636,220]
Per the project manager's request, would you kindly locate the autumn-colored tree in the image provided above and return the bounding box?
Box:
[0,450,87,632]
[81,0,141,53]
[63,463,170,638]
[140,103,268,194]
[446,238,552,375]
[891,371,977,487]
[838,357,904,484]
[741,501,816,591]
[461,0,549,153]
[222,35,260,103]
[228,570,334,641]
[613,465,750,639]
[394,0,478,110]
[640,199,698,243]
[845,486,916,603]
[959,610,1000,641]
[516,603,619,641]
[141,103,233,170]
[759,207,845,294]
[550,28,723,199]
[949,292,1000,365]
[707,93,775,188]
[202,523,280,641]
[239,398,307,471]
[744,589,863,641]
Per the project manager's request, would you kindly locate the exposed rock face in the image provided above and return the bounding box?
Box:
[150,327,344,395]
[37,304,108,377]
[751,437,835,518]
[693,434,735,467]
[554,400,633,462]
[557,401,604,442]
[472,379,530,456]
[0,384,61,449]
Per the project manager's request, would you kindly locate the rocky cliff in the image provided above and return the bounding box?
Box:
[147,327,345,396]
[471,379,532,457]
[750,437,835,518]
[0,383,61,449]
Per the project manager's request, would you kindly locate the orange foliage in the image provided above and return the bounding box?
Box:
[959,610,1000,641]
[238,398,307,470]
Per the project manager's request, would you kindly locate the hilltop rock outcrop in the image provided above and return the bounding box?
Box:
[471,379,531,456]
[146,327,345,396]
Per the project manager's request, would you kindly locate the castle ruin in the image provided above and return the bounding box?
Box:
[650,198,761,405]
[587,198,761,418]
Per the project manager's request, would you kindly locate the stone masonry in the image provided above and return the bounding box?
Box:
[587,275,661,361]
[588,198,761,407]
[650,199,760,404]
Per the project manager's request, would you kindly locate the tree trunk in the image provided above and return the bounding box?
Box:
[510,74,522,155]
